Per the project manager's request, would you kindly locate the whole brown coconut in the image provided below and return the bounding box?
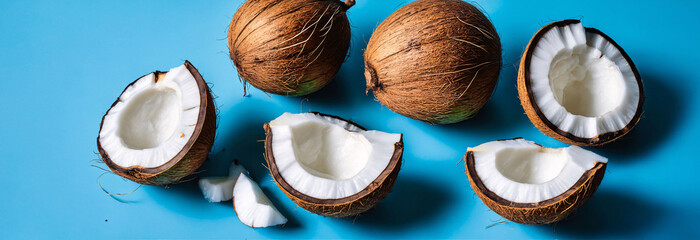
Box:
[228,0,355,96]
[364,0,501,124]
[97,62,216,185]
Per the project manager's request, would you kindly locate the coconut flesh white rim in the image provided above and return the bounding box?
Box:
[468,138,607,203]
[233,173,287,228]
[527,21,641,139]
[99,64,201,168]
[268,112,402,199]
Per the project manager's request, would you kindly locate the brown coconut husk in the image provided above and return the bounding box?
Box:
[264,112,403,217]
[364,0,501,124]
[465,149,606,224]
[228,0,354,96]
[97,61,216,185]
[517,19,644,146]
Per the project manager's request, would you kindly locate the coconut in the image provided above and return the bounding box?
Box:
[228,0,354,96]
[465,138,607,224]
[97,61,216,185]
[198,160,249,202]
[264,112,403,217]
[364,0,501,124]
[518,20,644,146]
[233,173,288,228]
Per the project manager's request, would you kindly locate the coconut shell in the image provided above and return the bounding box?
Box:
[364,0,501,124]
[264,113,403,217]
[517,19,644,146]
[97,61,216,185]
[465,150,606,224]
[228,0,354,96]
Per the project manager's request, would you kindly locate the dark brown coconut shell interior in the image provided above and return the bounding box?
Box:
[465,149,606,224]
[97,61,216,185]
[228,0,353,96]
[363,0,501,124]
[264,112,403,217]
[517,19,644,146]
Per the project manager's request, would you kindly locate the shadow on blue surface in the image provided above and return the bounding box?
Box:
[145,181,228,219]
[338,175,456,231]
[539,190,666,238]
[206,97,280,183]
[597,72,687,162]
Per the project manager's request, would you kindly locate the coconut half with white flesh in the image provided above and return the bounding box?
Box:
[465,138,607,224]
[518,20,644,146]
[264,112,403,217]
[97,61,216,185]
[233,173,288,228]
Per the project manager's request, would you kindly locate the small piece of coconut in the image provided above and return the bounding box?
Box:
[233,173,287,228]
[198,161,249,202]
[199,177,236,202]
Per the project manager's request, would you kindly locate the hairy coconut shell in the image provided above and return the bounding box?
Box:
[264,112,403,217]
[465,150,606,224]
[97,61,216,185]
[228,0,354,96]
[517,19,644,146]
[364,0,501,124]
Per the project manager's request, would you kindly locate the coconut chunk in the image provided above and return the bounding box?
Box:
[198,161,249,202]
[199,177,236,202]
[233,173,287,228]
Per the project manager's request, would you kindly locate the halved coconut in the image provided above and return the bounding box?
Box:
[465,138,607,224]
[264,112,403,217]
[518,20,644,146]
[233,173,287,228]
[97,61,216,185]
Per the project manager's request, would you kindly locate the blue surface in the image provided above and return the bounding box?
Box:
[1,0,699,239]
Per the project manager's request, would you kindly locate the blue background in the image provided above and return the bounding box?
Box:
[1,0,698,239]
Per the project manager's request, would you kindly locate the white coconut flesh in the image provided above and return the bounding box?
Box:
[469,138,607,203]
[199,162,249,202]
[99,64,202,168]
[233,173,287,228]
[529,22,640,138]
[269,113,401,199]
